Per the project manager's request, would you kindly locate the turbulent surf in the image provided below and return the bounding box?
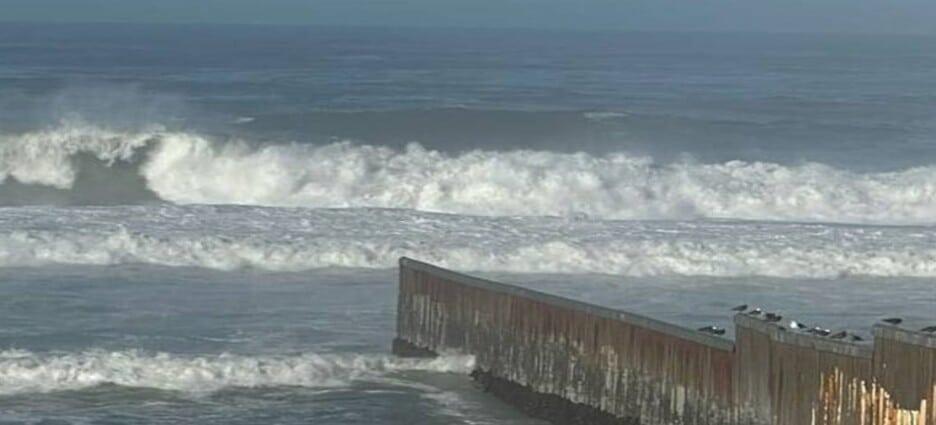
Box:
[0,349,474,395]
[1,204,935,278]
[4,123,936,225]
[2,25,935,425]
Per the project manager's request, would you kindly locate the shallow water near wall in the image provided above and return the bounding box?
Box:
[0,266,541,425]
[1,265,930,423]
[489,273,936,339]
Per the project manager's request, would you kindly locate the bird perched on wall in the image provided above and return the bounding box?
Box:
[808,327,832,337]
[789,320,808,331]
[920,325,936,333]
[881,318,903,325]
[765,313,783,322]
[698,326,726,335]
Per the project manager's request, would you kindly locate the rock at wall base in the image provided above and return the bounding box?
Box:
[470,369,637,425]
[391,338,438,358]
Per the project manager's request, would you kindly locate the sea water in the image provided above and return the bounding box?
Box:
[0,24,934,424]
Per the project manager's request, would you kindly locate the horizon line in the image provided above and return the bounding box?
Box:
[1,20,935,38]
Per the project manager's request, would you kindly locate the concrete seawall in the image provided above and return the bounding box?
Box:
[393,257,936,425]
[735,314,875,424]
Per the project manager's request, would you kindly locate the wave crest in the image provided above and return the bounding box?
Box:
[4,123,936,224]
[0,349,474,395]
[0,124,155,189]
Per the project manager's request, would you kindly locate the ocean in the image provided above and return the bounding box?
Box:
[0,23,935,424]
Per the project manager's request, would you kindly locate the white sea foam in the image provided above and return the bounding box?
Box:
[2,205,936,278]
[4,123,936,224]
[583,111,628,121]
[0,349,475,395]
[0,124,155,189]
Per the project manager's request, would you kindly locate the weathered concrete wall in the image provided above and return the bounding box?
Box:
[871,325,936,424]
[396,257,735,424]
[735,317,936,425]
[394,257,936,425]
[735,314,874,425]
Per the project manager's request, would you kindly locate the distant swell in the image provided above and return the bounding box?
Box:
[5,123,936,224]
[0,349,475,395]
[4,205,936,278]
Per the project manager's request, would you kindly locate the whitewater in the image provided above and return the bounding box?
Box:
[2,25,935,425]
[0,349,475,395]
[5,123,936,224]
[3,203,936,278]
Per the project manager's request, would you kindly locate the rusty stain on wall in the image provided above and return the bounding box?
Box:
[394,257,936,425]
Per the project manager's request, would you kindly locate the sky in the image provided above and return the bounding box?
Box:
[2,0,936,35]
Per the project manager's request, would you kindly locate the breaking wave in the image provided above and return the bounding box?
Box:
[5,123,936,224]
[0,349,475,395]
[4,205,936,278]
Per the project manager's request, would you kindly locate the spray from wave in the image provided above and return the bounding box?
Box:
[0,349,475,395]
[0,124,153,189]
[4,123,936,224]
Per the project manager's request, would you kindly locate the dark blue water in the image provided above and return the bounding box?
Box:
[2,24,936,167]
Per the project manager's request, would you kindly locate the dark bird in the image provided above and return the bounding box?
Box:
[731,304,748,312]
[850,335,864,342]
[698,326,726,335]
[765,313,783,323]
[746,308,763,316]
[920,326,936,333]
[808,327,832,337]
[829,331,847,339]
[881,318,903,326]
